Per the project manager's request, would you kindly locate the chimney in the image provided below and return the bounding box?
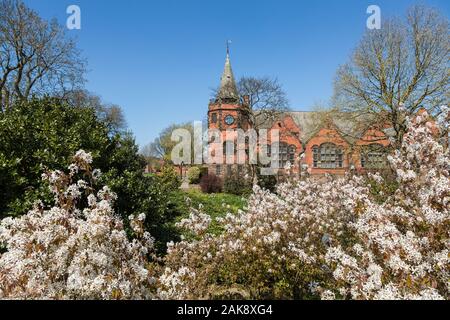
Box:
[243,95,250,106]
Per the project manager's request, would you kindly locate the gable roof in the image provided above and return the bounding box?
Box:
[256,110,391,144]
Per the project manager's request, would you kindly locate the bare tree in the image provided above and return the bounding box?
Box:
[0,0,86,111]
[236,76,290,128]
[211,76,290,124]
[100,104,126,134]
[65,90,127,134]
[142,122,194,163]
[228,76,290,182]
[333,5,449,145]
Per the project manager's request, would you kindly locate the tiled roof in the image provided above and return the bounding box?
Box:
[256,110,390,144]
[217,52,239,102]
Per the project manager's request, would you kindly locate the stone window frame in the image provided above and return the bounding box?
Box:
[223,140,235,156]
[312,143,344,169]
[361,143,387,169]
[274,142,297,169]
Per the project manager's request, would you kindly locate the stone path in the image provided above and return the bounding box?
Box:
[180,177,190,190]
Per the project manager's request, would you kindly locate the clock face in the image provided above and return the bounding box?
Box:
[224,115,235,125]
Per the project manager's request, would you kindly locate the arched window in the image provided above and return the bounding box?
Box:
[276,143,296,169]
[223,140,235,156]
[312,143,343,169]
[361,144,386,169]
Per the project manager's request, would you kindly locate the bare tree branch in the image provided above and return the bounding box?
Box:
[0,0,86,111]
[64,90,127,134]
[333,5,449,145]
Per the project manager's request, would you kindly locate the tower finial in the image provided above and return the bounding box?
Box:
[226,39,232,56]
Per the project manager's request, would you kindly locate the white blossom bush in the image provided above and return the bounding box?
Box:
[0,110,447,300]
[158,173,370,299]
[176,208,212,238]
[324,110,449,300]
[157,111,449,300]
[0,150,155,299]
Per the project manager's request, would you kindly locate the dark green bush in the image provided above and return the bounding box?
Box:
[223,174,252,196]
[0,97,181,252]
[257,172,278,193]
[0,97,110,216]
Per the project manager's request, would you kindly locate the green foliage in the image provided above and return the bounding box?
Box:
[187,166,201,184]
[104,168,181,253]
[0,97,182,252]
[223,174,252,196]
[158,165,182,191]
[0,97,110,215]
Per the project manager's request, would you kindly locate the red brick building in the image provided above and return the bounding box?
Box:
[206,50,391,178]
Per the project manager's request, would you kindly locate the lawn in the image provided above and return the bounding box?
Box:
[171,188,248,235]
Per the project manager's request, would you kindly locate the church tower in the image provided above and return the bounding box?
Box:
[208,47,250,131]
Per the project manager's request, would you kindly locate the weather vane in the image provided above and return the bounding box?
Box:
[226,40,232,55]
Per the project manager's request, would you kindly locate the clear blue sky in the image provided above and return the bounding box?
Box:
[24,0,449,147]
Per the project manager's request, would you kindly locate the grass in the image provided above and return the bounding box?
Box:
[171,188,247,235]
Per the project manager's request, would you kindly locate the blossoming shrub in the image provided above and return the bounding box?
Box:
[323,111,449,300]
[158,175,367,299]
[157,110,449,300]
[0,151,155,299]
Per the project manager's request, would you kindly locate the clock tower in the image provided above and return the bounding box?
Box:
[207,47,250,132]
[206,47,251,177]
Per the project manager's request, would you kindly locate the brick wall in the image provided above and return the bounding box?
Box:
[207,104,391,177]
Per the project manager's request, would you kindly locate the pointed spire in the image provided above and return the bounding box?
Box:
[217,42,239,103]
